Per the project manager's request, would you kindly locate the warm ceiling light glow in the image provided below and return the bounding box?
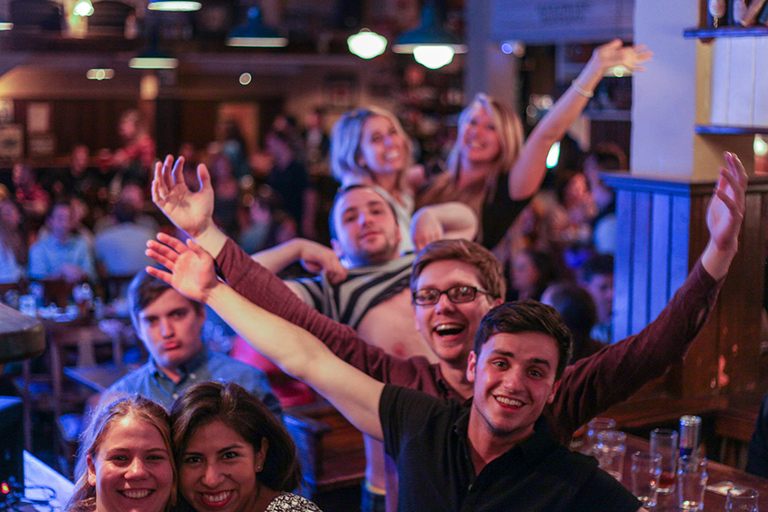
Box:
[87,68,115,80]
[413,45,455,69]
[73,0,94,16]
[347,29,387,59]
[0,21,12,30]
[755,135,768,156]
[148,0,201,11]
[239,73,252,85]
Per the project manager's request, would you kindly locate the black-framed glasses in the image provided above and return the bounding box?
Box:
[412,285,491,306]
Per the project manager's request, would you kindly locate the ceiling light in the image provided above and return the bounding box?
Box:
[87,68,115,80]
[0,19,12,30]
[347,29,387,59]
[73,0,94,16]
[393,1,466,69]
[148,0,201,12]
[129,47,178,69]
[227,7,287,48]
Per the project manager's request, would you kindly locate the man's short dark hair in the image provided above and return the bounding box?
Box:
[474,300,573,380]
[328,184,399,241]
[411,239,506,301]
[127,269,204,330]
[581,254,614,283]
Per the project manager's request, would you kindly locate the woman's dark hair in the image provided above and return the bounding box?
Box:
[170,381,301,492]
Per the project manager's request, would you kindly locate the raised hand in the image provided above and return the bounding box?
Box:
[297,241,348,285]
[707,151,748,253]
[145,232,219,304]
[411,207,444,252]
[151,155,215,239]
[589,39,653,74]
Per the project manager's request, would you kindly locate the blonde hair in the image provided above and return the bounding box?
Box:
[416,93,524,218]
[330,106,414,190]
[67,396,177,512]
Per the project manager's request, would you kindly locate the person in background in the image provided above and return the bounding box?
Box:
[170,381,321,512]
[265,130,317,239]
[221,119,251,181]
[509,248,560,301]
[95,183,159,234]
[102,269,282,420]
[28,200,96,283]
[238,186,296,255]
[94,200,157,278]
[583,143,626,254]
[0,198,28,283]
[302,108,330,169]
[541,282,604,364]
[66,394,176,512]
[579,253,615,344]
[209,153,242,240]
[13,162,50,224]
[111,109,156,192]
[415,40,650,251]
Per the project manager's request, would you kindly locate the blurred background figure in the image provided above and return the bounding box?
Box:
[584,143,626,254]
[265,130,316,240]
[110,109,156,192]
[221,119,251,181]
[28,200,95,283]
[209,152,242,240]
[540,281,604,364]
[302,107,330,169]
[13,162,50,226]
[0,198,28,283]
[579,253,615,344]
[238,186,296,255]
[94,200,156,278]
[508,248,560,301]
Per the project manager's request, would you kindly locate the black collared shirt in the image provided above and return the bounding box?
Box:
[381,384,641,512]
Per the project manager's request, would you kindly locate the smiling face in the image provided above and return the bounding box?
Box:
[357,116,407,177]
[466,332,559,447]
[179,421,267,512]
[87,416,174,512]
[459,106,502,171]
[413,260,501,367]
[331,187,401,268]
[135,288,206,378]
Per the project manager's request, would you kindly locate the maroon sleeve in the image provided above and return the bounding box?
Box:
[544,259,723,444]
[215,238,440,392]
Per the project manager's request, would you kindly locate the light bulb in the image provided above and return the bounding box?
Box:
[73,0,94,16]
[413,45,454,69]
[347,29,387,60]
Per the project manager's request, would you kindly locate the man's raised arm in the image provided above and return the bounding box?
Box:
[146,236,385,441]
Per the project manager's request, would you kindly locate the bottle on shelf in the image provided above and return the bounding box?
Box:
[708,0,729,27]
[730,0,748,25]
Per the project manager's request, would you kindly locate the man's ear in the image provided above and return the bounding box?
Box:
[547,379,561,404]
[330,239,344,259]
[466,351,477,383]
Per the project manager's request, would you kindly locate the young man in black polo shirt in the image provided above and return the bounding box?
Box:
[146,241,646,512]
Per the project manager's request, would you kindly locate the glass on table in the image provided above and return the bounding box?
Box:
[594,430,626,481]
[585,417,617,456]
[678,455,708,511]
[631,451,662,508]
[650,427,679,494]
[725,487,759,512]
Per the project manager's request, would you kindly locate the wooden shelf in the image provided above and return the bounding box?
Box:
[696,124,768,135]
[684,25,768,39]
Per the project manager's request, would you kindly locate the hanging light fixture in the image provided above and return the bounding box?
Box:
[0,17,12,30]
[129,47,178,69]
[347,28,387,59]
[227,7,287,47]
[73,0,94,16]
[392,0,466,70]
[87,67,115,80]
[148,0,201,12]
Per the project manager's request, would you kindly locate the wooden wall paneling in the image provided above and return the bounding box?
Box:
[649,192,673,319]
[613,187,634,341]
[156,98,182,159]
[631,191,652,335]
[179,101,218,154]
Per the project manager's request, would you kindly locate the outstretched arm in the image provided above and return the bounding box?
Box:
[251,238,348,285]
[700,151,748,280]
[509,40,652,200]
[546,152,747,444]
[410,202,479,252]
[151,154,228,257]
[146,236,385,440]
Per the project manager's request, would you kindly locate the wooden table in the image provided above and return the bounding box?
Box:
[622,434,768,511]
[64,362,138,393]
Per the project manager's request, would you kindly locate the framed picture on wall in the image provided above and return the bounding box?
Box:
[324,75,358,110]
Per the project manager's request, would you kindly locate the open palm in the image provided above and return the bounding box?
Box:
[151,155,215,238]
